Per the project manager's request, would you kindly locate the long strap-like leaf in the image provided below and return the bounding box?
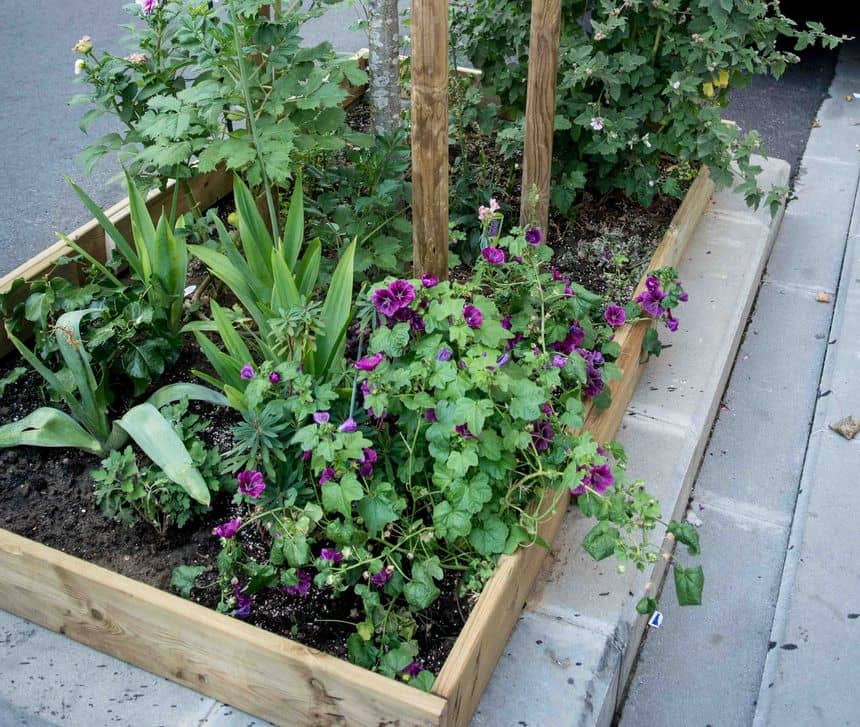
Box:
[0,408,103,454]
[314,239,356,375]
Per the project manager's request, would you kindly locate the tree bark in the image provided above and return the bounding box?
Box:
[367,0,402,136]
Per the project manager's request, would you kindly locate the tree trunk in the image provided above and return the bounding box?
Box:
[367,0,402,136]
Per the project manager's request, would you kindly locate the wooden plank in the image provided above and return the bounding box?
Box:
[519,0,562,234]
[410,0,449,280]
[432,168,714,727]
[0,170,232,357]
[0,529,447,727]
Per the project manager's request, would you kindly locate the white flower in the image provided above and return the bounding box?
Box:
[642,134,652,149]
[672,80,681,90]
[74,59,85,75]
[648,180,656,187]
[590,117,604,131]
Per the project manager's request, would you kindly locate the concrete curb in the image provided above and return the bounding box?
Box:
[473,156,791,727]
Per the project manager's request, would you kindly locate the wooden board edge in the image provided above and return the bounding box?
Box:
[431,167,714,727]
[0,527,447,727]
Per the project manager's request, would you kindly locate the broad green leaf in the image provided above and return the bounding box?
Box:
[281,169,304,270]
[668,521,701,556]
[582,521,620,561]
[295,238,321,297]
[636,596,658,615]
[468,517,509,556]
[125,169,158,281]
[404,577,440,610]
[674,564,704,606]
[193,330,243,392]
[0,407,103,454]
[233,175,274,290]
[170,565,206,598]
[315,239,356,375]
[357,492,397,536]
[643,327,662,358]
[146,382,228,409]
[322,475,364,519]
[118,402,211,505]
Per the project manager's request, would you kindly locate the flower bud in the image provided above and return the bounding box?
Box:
[73,36,92,54]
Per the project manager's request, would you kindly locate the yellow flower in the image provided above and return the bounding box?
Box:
[716,69,730,88]
[702,82,715,98]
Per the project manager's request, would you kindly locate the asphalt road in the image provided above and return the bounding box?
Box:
[0,1,844,276]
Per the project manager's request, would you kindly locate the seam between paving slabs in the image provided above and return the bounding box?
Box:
[752,164,860,727]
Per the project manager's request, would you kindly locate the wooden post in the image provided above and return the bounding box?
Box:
[411,0,449,280]
[519,0,562,235]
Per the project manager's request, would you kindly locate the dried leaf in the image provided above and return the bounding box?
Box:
[830,416,860,440]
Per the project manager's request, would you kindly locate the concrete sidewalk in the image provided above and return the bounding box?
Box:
[620,39,860,727]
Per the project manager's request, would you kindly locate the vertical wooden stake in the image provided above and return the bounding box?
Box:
[519,0,562,235]
[411,0,449,280]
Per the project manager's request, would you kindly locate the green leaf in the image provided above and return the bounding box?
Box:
[315,239,356,375]
[357,492,397,536]
[0,407,103,454]
[233,175,274,290]
[582,521,620,561]
[411,671,436,691]
[509,378,544,420]
[145,382,228,409]
[468,517,509,556]
[643,327,662,358]
[0,367,26,397]
[270,247,302,313]
[668,521,701,556]
[281,169,304,270]
[404,577,440,610]
[295,238,321,297]
[447,448,479,477]
[322,475,364,518]
[118,403,211,505]
[370,322,411,358]
[170,565,206,598]
[674,564,704,606]
[636,596,658,615]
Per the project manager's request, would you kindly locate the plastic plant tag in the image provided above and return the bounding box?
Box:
[648,610,664,629]
[481,212,504,249]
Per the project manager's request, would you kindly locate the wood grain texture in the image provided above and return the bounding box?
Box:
[0,170,232,357]
[0,529,447,727]
[519,0,562,234]
[432,168,714,727]
[410,0,449,281]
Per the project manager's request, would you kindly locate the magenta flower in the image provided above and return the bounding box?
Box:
[339,417,358,433]
[550,323,585,355]
[426,408,438,423]
[437,347,453,362]
[240,363,255,380]
[635,289,665,318]
[355,352,384,371]
[371,566,393,587]
[679,290,689,303]
[496,352,511,367]
[313,411,330,425]
[302,450,312,461]
[319,467,335,485]
[421,274,438,288]
[604,305,626,328]
[525,227,542,245]
[269,371,281,384]
[501,315,512,330]
[237,470,266,499]
[233,583,252,619]
[455,423,474,439]
[401,661,423,678]
[570,463,614,496]
[463,304,483,328]
[481,247,506,265]
[531,419,555,452]
[136,0,158,14]
[282,569,312,597]
[645,275,661,293]
[666,311,680,332]
[389,279,416,308]
[371,287,399,317]
[552,354,566,368]
[321,548,344,563]
[213,518,242,539]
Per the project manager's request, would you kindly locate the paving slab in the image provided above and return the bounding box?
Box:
[474,156,790,727]
[753,186,860,727]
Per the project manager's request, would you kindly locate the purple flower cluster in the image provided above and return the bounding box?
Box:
[579,348,605,398]
[550,323,585,355]
[635,275,686,331]
[604,305,626,328]
[525,227,542,245]
[531,419,555,452]
[282,569,312,597]
[355,352,384,371]
[237,470,266,499]
[371,565,394,587]
[372,280,416,317]
[570,463,615,496]
[463,304,483,328]
[321,548,344,563]
[233,583,252,619]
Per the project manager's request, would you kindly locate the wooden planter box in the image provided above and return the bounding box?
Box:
[0,143,714,725]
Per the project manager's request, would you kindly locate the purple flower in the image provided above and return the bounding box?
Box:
[679,291,689,303]
[302,450,312,461]
[425,408,438,423]
[525,227,542,245]
[635,289,665,318]
[282,569,312,597]
[497,352,511,367]
[389,279,416,310]
[371,287,399,317]
[437,347,453,362]
[411,315,426,332]
[362,448,378,464]
[455,423,474,439]
[550,324,585,355]
[463,304,483,328]
[551,267,564,282]
[481,247,506,265]
[136,0,158,14]
[542,402,553,416]
[237,470,266,499]
[313,411,330,425]
[570,463,615,496]
[666,311,680,332]
[240,363,255,380]
[319,467,335,485]
[269,371,281,384]
[371,566,393,587]
[213,518,242,539]
[339,417,358,433]
[321,548,344,563]
[355,352,384,371]
[604,305,627,328]
[583,365,604,398]
[531,419,555,452]
[565,282,574,298]
[358,448,377,478]
[233,584,252,619]
[645,275,661,294]
[501,315,512,330]
[551,354,566,368]
[401,661,423,678]
[421,274,438,288]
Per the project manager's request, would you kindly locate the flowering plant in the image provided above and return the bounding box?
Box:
[193,220,701,686]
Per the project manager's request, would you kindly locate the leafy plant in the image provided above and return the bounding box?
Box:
[93,399,231,533]
[0,309,226,505]
[454,0,844,211]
